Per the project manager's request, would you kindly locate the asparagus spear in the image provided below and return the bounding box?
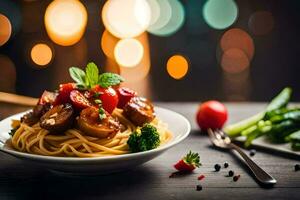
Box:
[225,87,292,137]
[286,130,300,150]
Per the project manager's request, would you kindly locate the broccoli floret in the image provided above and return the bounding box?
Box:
[127,123,160,152]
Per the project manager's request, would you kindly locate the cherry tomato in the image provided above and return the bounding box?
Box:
[70,90,92,110]
[116,87,137,108]
[83,90,94,99]
[196,100,228,130]
[55,83,76,104]
[93,85,119,114]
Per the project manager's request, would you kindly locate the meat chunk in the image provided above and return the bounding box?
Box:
[21,103,52,125]
[21,112,39,126]
[77,107,120,138]
[40,104,74,133]
[123,97,155,126]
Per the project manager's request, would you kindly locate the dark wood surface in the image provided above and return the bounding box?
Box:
[0,102,299,200]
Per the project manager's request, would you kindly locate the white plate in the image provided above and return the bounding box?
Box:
[0,107,190,175]
[235,136,300,156]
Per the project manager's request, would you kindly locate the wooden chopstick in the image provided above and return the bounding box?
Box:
[0,92,38,106]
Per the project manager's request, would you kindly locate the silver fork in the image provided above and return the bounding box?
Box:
[208,128,277,185]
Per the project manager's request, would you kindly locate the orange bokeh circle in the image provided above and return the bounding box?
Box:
[220,28,255,60]
[0,14,12,46]
[167,55,189,79]
[101,29,119,59]
[221,48,250,74]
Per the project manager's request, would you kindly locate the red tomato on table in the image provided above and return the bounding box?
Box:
[196,100,228,130]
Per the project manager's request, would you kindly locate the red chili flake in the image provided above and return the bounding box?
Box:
[233,174,241,182]
[197,174,205,180]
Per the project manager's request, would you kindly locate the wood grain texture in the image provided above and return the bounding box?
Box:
[0,103,299,200]
[0,92,38,106]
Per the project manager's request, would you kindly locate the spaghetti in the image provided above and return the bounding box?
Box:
[10,109,172,157]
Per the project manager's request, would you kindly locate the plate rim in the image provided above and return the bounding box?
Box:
[0,106,191,162]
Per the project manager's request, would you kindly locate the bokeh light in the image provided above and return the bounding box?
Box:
[146,0,161,27]
[101,29,119,59]
[44,0,87,46]
[0,14,12,46]
[0,55,16,92]
[102,0,151,38]
[30,43,53,66]
[147,0,171,31]
[119,32,151,82]
[221,48,250,74]
[114,38,144,68]
[167,55,189,79]
[249,11,274,36]
[0,0,22,36]
[105,57,121,74]
[220,28,255,60]
[148,0,185,36]
[203,0,238,30]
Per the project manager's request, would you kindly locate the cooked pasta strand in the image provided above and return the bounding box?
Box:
[10,109,171,157]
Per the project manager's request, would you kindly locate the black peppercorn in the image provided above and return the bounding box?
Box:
[249,149,256,157]
[224,162,229,168]
[196,184,203,191]
[214,164,221,171]
[295,164,300,171]
[228,170,234,177]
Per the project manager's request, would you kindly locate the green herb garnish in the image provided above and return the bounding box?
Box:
[93,92,101,98]
[98,107,106,120]
[69,67,86,88]
[69,62,124,89]
[85,62,99,88]
[184,151,201,168]
[94,99,102,104]
[98,73,124,88]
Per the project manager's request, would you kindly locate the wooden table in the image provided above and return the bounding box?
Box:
[0,103,299,200]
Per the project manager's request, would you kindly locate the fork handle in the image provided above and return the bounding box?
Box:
[229,143,277,185]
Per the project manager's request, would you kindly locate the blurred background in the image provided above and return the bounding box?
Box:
[0,0,299,102]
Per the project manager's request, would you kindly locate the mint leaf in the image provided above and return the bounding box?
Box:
[98,73,124,88]
[86,62,99,88]
[69,67,86,87]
